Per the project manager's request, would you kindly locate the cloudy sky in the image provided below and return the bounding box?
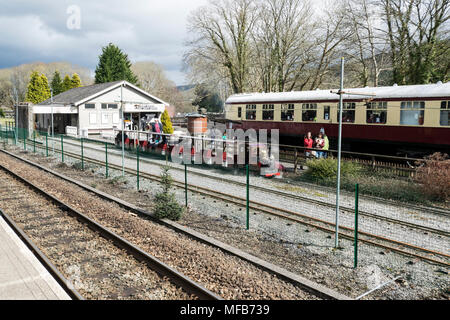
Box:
[0,0,209,85]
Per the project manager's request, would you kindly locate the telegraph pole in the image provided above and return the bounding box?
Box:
[121,82,125,177]
[335,57,344,248]
[51,88,54,154]
[13,88,18,145]
[332,58,376,248]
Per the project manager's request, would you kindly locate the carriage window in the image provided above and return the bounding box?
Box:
[324,106,330,120]
[281,104,295,121]
[108,104,118,109]
[302,104,317,122]
[237,107,242,118]
[367,102,387,124]
[246,104,256,120]
[101,103,108,109]
[262,104,274,120]
[337,102,356,123]
[441,101,450,126]
[85,104,95,109]
[400,101,425,125]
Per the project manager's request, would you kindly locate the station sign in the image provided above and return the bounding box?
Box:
[124,104,165,112]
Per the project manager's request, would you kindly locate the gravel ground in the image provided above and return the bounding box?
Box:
[46,139,449,258]
[3,144,449,300]
[0,148,316,300]
[0,171,191,300]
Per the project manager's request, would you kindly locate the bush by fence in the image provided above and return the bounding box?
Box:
[304,158,362,182]
[415,153,450,202]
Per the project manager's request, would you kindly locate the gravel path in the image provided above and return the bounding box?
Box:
[0,149,316,300]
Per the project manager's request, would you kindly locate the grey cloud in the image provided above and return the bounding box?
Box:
[0,0,208,85]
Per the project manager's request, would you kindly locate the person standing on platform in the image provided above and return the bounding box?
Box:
[320,128,329,159]
[304,132,314,158]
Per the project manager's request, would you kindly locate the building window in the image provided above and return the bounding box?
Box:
[367,102,387,124]
[237,107,242,118]
[324,106,330,120]
[302,103,317,121]
[246,104,256,120]
[101,104,108,109]
[400,101,425,125]
[108,104,118,109]
[85,104,95,109]
[337,102,356,123]
[441,101,450,126]
[281,104,295,121]
[262,104,274,120]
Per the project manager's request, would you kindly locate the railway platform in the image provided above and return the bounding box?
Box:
[0,215,70,300]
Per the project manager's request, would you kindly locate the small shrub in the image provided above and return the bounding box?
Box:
[109,175,127,186]
[153,166,183,221]
[0,108,5,118]
[305,158,362,182]
[72,161,84,171]
[415,153,450,201]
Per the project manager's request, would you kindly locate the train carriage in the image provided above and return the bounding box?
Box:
[224,82,450,156]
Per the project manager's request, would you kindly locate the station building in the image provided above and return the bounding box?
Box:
[16,80,169,138]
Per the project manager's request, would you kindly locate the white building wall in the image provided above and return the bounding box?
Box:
[78,86,163,134]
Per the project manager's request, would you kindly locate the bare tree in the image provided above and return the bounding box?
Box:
[252,0,316,92]
[132,61,189,112]
[380,0,450,84]
[344,0,390,87]
[185,0,258,94]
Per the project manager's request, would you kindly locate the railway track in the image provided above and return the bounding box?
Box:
[23,135,449,217]
[0,163,221,300]
[48,136,450,218]
[4,143,449,268]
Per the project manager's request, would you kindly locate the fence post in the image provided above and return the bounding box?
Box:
[185,164,188,207]
[246,164,250,230]
[81,138,84,170]
[23,128,26,151]
[61,135,64,162]
[46,134,48,157]
[354,183,359,269]
[136,144,140,190]
[105,142,109,178]
[33,130,36,153]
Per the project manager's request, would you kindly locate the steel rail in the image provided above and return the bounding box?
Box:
[5,144,450,267]
[25,141,449,237]
[0,208,84,300]
[45,137,450,217]
[0,150,350,300]
[0,163,222,301]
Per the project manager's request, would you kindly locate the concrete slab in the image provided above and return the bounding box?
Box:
[0,215,71,300]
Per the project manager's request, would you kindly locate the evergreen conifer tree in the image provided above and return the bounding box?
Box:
[62,74,72,92]
[50,71,64,96]
[94,43,138,84]
[161,109,174,134]
[26,71,51,104]
[71,73,82,88]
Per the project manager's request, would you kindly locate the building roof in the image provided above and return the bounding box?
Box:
[39,80,168,106]
[225,82,450,104]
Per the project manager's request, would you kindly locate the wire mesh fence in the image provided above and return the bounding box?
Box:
[0,125,449,272]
